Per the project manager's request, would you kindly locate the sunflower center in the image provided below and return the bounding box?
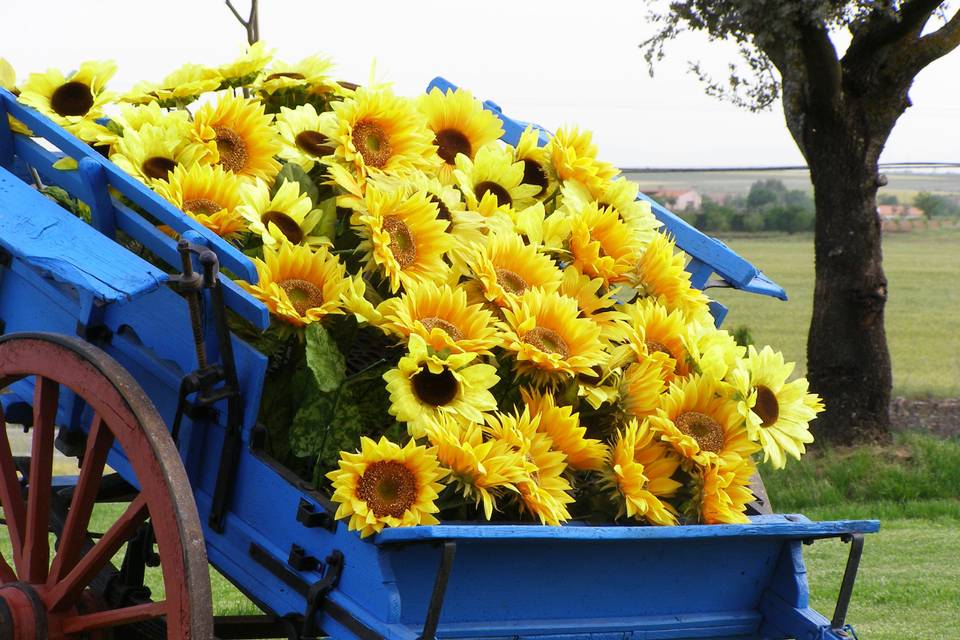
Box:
[356,460,417,518]
[475,181,512,207]
[266,72,306,81]
[213,125,249,174]
[522,159,549,197]
[429,194,452,222]
[524,326,570,358]
[675,411,724,453]
[495,268,528,296]
[183,198,224,216]
[411,366,460,407]
[50,81,94,117]
[383,216,416,268]
[262,210,304,244]
[434,128,471,164]
[295,130,333,157]
[352,120,392,168]
[278,278,325,315]
[142,156,177,181]
[420,317,464,341]
[645,340,673,359]
[754,385,780,428]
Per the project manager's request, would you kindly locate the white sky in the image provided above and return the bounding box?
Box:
[2,0,959,168]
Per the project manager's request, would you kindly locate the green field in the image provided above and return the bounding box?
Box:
[709,227,960,398]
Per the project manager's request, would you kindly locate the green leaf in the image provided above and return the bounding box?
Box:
[304,322,345,393]
[273,162,320,206]
[315,196,338,241]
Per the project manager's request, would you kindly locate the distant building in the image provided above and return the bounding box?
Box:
[877,204,924,220]
[647,189,703,211]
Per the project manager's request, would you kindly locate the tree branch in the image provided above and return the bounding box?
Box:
[848,0,945,56]
[910,7,960,71]
[796,20,842,114]
[225,0,259,44]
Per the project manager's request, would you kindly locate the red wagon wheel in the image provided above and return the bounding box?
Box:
[0,333,213,639]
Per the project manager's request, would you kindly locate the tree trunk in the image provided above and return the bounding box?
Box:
[804,119,892,445]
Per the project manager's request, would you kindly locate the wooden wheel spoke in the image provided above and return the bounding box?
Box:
[0,550,15,583]
[48,414,114,585]
[61,600,167,634]
[22,375,59,583]
[46,494,148,612]
[0,408,26,575]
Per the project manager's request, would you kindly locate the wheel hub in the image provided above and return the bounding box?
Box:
[0,583,48,640]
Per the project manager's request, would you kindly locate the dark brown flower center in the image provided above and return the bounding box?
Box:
[675,411,724,453]
[429,194,452,222]
[295,130,333,157]
[356,460,417,518]
[495,268,528,296]
[411,366,459,407]
[213,125,248,173]
[524,326,570,358]
[383,216,416,268]
[475,181,512,207]
[645,340,674,359]
[754,385,780,428]
[142,156,177,181]
[420,317,463,341]
[50,81,94,117]
[278,278,324,315]
[261,210,304,244]
[522,159,549,197]
[434,128,471,164]
[183,197,224,216]
[266,72,306,81]
[352,120,392,168]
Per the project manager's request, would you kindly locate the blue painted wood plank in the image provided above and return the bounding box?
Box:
[0,91,15,167]
[0,166,166,304]
[375,515,879,544]
[77,158,117,238]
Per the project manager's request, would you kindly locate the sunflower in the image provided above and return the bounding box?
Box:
[384,334,499,439]
[18,60,116,127]
[562,178,660,245]
[629,233,712,322]
[694,452,756,525]
[559,267,630,345]
[649,375,760,467]
[454,144,539,215]
[603,418,681,525]
[404,170,485,268]
[501,289,607,385]
[115,100,190,135]
[340,274,385,327]
[256,54,338,97]
[239,242,348,326]
[683,321,746,381]
[620,356,670,420]
[193,92,281,182]
[321,86,437,179]
[326,436,447,538]
[1,58,30,136]
[730,346,821,470]
[514,125,556,199]
[426,418,527,520]
[567,200,642,285]
[622,297,692,381]
[468,232,563,308]
[109,124,214,184]
[521,388,606,471]
[154,163,248,237]
[274,104,335,171]
[123,63,221,107]
[418,87,504,183]
[377,280,502,355]
[218,41,274,88]
[350,183,454,292]
[485,410,573,526]
[546,126,618,193]
[238,180,326,247]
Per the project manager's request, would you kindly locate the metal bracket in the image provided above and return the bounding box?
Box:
[419,542,457,640]
[296,498,336,531]
[301,550,344,640]
[831,533,865,632]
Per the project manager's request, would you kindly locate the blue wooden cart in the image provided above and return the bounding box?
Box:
[0,82,877,640]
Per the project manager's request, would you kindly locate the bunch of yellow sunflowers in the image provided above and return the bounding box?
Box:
[3,43,823,538]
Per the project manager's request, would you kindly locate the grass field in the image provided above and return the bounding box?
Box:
[708,227,960,398]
